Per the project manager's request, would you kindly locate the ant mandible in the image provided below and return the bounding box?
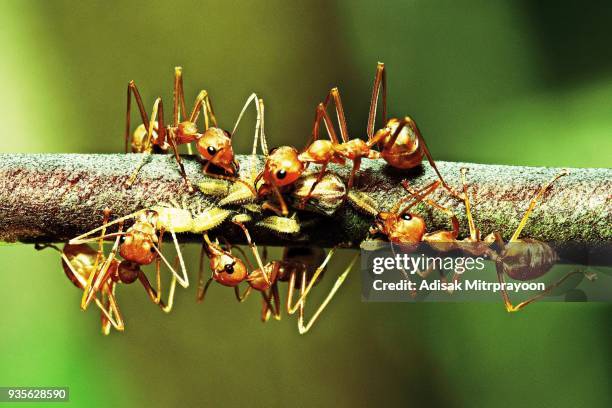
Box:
[125,67,260,191]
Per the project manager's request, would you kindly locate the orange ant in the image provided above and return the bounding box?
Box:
[198,222,358,334]
[38,209,177,334]
[368,180,460,246]
[457,168,590,311]
[366,62,459,197]
[125,67,261,191]
[69,207,187,311]
[36,242,125,335]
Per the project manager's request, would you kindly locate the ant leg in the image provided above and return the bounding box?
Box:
[260,282,281,322]
[161,275,177,313]
[197,278,214,303]
[173,67,187,127]
[367,62,387,141]
[306,103,341,149]
[70,210,142,244]
[506,270,586,312]
[167,229,189,287]
[298,162,329,208]
[287,248,336,314]
[260,182,289,217]
[298,253,358,334]
[152,240,188,289]
[81,221,125,310]
[125,80,151,153]
[323,87,349,143]
[160,102,193,192]
[231,94,265,179]
[81,208,112,298]
[402,180,460,238]
[137,270,164,306]
[196,237,208,302]
[391,180,441,214]
[124,97,164,188]
[189,90,217,129]
[196,235,215,302]
[101,282,125,332]
[234,285,252,302]
[460,168,479,240]
[509,171,569,242]
[232,221,269,285]
[347,157,362,191]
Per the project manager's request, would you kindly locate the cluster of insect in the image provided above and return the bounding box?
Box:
[40,63,584,335]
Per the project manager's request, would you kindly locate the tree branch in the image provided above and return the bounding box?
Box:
[0,153,610,264]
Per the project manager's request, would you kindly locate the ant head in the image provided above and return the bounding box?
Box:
[119,232,157,266]
[117,260,141,284]
[196,127,237,175]
[383,211,426,243]
[210,251,248,287]
[264,146,304,187]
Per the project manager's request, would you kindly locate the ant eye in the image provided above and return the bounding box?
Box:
[150,246,156,253]
[120,236,126,243]
[276,169,287,180]
[224,263,235,274]
[207,146,217,155]
[401,213,412,221]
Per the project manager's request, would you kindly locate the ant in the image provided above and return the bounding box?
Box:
[69,207,189,311]
[458,168,589,311]
[39,209,177,334]
[368,180,460,246]
[124,67,261,191]
[36,242,124,335]
[297,63,461,206]
[366,62,458,195]
[198,222,358,334]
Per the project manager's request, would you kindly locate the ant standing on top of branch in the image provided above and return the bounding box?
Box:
[255,62,461,215]
[124,67,261,191]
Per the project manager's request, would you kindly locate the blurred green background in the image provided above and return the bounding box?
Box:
[0,1,610,407]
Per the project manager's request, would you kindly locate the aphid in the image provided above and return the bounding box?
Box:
[291,172,346,216]
[69,206,190,305]
[256,213,301,236]
[124,67,261,190]
[458,168,586,311]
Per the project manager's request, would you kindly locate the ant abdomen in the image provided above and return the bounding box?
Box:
[499,239,558,281]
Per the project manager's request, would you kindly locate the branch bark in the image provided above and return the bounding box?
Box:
[0,154,610,263]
